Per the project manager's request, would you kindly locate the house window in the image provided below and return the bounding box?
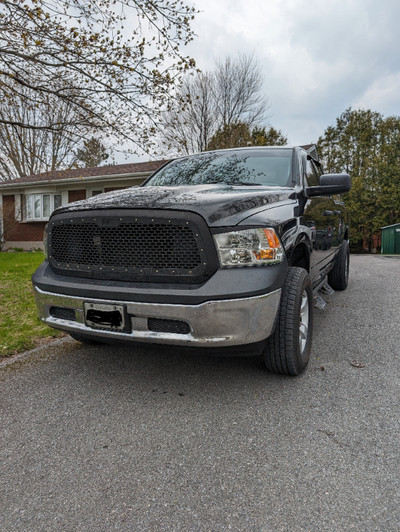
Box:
[87,189,104,198]
[25,194,62,221]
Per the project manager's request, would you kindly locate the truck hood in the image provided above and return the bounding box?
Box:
[55,184,297,227]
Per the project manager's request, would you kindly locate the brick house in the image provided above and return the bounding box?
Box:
[0,160,167,250]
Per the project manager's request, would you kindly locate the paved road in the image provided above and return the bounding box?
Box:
[1,255,399,531]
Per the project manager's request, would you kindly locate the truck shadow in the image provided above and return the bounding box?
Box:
[66,338,299,398]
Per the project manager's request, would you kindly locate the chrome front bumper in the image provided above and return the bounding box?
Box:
[33,285,281,347]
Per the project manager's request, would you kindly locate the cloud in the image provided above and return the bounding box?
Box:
[185,0,400,143]
[353,72,400,115]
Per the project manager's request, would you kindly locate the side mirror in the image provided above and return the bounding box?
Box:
[307,173,351,197]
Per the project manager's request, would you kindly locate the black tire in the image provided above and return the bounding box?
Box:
[328,240,349,290]
[69,332,101,344]
[263,267,313,376]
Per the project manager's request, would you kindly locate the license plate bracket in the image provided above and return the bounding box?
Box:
[84,302,130,332]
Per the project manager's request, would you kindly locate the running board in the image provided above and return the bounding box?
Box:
[314,294,327,310]
[313,281,335,309]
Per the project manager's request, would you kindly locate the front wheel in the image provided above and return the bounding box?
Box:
[263,267,313,376]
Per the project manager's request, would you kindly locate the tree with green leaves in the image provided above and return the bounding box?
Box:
[208,123,251,151]
[207,123,287,151]
[74,137,110,168]
[374,116,400,230]
[251,126,288,146]
[0,0,197,152]
[317,108,400,250]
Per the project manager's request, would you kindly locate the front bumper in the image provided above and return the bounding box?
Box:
[33,285,281,348]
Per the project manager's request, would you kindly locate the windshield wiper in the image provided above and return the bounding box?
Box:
[205,181,262,186]
[234,181,262,186]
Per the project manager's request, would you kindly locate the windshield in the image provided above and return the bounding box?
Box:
[144,149,293,187]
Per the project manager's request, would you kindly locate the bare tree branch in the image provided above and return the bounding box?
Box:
[0,89,85,180]
[159,54,270,155]
[0,0,197,152]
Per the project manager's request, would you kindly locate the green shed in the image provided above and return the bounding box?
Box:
[381,223,400,254]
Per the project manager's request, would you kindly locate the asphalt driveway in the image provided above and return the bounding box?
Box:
[1,254,399,531]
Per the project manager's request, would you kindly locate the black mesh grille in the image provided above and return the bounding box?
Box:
[148,318,190,334]
[50,306,76,321]
[48,211,214,283]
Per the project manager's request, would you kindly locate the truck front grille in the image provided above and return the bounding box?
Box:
[48,210,216,283]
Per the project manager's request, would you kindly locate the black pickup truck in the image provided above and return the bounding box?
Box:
[32,146,351,375]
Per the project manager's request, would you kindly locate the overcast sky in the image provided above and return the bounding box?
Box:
[183,0,400,145]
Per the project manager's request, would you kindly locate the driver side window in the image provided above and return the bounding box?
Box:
[305,158,320,187]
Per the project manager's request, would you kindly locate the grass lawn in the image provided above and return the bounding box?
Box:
[0,252,62,358]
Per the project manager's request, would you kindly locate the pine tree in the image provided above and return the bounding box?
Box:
[74,138,109,168]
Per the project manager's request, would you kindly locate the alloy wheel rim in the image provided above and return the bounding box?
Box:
[299,291,309,354]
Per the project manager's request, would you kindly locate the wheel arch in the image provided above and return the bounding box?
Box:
[288,239,311,273]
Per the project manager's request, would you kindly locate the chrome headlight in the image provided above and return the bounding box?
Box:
[213,228,284,267]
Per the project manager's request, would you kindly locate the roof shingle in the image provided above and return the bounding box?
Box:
[4,160,168,184]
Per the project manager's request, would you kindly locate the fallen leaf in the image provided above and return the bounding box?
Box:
[351,360,366,368]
